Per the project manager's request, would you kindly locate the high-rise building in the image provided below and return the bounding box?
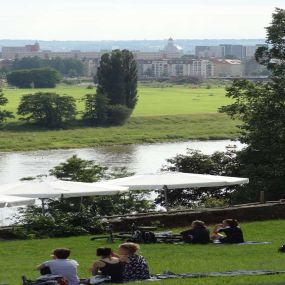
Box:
[195,46,225,58]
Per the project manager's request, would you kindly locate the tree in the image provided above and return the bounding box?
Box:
[155,149,242,207]
[0,88,14,124]
[50,155,107,182]
[91,49,138,125]
[12,57,85,77]
[17,92,76,128]
[7,68,61,88]
[220,8,285,202]
[82,91,110,124]
[255,8,285,78]
[122,49,138,109]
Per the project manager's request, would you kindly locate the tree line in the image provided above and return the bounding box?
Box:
[4,56,85,77]
[0,50,138,128]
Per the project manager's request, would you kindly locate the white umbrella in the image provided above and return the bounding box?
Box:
[106,172,249,210]
[49,181,129,197]
[0,181,129,199]
[0,195,35,208]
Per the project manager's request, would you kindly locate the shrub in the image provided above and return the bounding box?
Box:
[17,92,76,128]
[15,203,105,238]
[107,104,131,125]
[7,68,61,88]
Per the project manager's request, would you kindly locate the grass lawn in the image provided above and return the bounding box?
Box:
[0,85,238,152]
[3,85,230,118]
[0,114,238,151]
[1,220,285,285]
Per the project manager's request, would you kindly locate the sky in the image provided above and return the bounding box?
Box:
[0,0,284,41]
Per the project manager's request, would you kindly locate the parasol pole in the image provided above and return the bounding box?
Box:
[163,185,169,212]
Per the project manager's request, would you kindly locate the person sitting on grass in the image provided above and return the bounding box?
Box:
[37,248,79,285]
[90,247,123,283]
[180,220,211,244]
[116,242,150,281]
[211,219,244,244]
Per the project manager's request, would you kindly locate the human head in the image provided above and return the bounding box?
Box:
[53,248,71,259]
[223,219,239,228]
[278,245,285,253]
[96,247,112,258]
[191,220,206,229]
[118,242,140,256]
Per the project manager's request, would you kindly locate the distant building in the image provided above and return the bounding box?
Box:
[212,59,243,77]
[220,44,243,59]
[195,46,225,58]
[196,44,268,60]
[137,59,213,78]
[1,40,261,78]
[134,38,183,60]
[1,42,40,59]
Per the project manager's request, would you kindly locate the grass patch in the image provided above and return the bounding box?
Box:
[3,86,229,119]
[0,114,238,152]
[1,220,285,285]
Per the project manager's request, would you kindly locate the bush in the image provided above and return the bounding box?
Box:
[200,197,229,208]
[15,202,105,238]
[17,92,76,128]
[0,226,31,240]
[107,104,131,125]
[7,68,61,88]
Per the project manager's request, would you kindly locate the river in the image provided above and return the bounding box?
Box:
[0,140,243,184]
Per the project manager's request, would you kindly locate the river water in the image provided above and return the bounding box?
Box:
[0,140,243,184]
[0,140,244,225]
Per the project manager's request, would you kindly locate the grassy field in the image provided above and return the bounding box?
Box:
[0,114,238,151]
[1,220,285,285]
[0,85,239,152]
[3,85,230,118]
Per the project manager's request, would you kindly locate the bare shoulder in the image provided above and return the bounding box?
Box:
[93,260,105,268]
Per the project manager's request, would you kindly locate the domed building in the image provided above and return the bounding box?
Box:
[162,37,183,59]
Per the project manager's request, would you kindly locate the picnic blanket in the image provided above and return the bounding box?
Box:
[212,241,272,245]
[149,270,285,280]
[79,270,285,284]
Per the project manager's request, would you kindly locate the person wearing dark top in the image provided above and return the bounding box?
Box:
[212,219,244,244]
[90,247,123,283]
[180,220,211,244]
[117,242,150,281]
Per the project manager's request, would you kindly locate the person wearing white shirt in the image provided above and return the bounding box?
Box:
[37,248,80,285]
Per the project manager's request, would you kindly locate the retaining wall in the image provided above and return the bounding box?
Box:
[109,202,285,231]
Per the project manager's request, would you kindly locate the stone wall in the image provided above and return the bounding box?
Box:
[109,202,285,231]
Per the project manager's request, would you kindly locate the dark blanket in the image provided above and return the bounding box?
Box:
[150,270,285,280]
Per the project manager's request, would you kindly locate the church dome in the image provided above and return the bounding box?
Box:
[163,37,183,53]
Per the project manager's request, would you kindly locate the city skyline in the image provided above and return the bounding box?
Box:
[0,0,284,41]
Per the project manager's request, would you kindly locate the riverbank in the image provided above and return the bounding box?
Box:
[0,113,238,152]
[0,85,238,152]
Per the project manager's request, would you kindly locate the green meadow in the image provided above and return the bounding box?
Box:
[1,220,285,285]
[0,85,238,152]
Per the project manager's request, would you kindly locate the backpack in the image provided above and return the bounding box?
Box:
[142,231,157,243]
[129,230,157,243]
[22,275,68,285]
[278,245,285,252]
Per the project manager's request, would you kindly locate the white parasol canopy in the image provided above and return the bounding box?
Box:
[0,181,129,199]
[105,172,249,190]
[106,172,249,211]
[0,195,35,208]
